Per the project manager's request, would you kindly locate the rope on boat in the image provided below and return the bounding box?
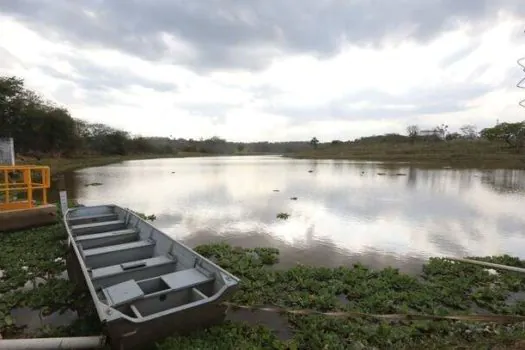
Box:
[222,303,525,324]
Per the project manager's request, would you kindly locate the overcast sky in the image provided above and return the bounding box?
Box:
[1,1,524,142]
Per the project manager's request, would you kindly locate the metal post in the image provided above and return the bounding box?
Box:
[42,168,48,205]
[3,169,8,206]
[57,175,68,216]
[24,168,33,208]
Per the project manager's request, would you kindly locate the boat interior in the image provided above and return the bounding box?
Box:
[65,205,236,320]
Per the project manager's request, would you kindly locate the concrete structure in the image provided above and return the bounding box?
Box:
[0,204,57,232]
[0,138,15,165]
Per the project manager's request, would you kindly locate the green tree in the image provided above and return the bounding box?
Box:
[480,122,525,152]
[310,137,319,149]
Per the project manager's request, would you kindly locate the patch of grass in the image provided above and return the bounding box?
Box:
[291,139,525,169]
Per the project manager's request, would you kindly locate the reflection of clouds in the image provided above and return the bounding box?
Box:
[73,156,525,267]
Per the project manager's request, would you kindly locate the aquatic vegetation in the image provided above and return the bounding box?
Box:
[132,211,157,221]
[84,182,103,187]
[2,226,525,348]
[156,322,291,350]
[167,245,525,349]
[276,213,290,220]
[0,223,75,337]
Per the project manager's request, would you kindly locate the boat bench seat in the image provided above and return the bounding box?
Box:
[101,268,213,308]
[72,220,127,236]
[68,213,119,226]
[91,255,177,289]
[83,240,156,269]
[76,228,138,250]
[160,268,214,292]
[103,279,145,307]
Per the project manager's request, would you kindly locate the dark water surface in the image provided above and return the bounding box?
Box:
[58,156,525,273]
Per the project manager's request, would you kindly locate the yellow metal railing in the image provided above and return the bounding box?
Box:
[0,165,51,211]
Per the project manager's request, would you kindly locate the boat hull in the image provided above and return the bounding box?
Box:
[64,204,240,349]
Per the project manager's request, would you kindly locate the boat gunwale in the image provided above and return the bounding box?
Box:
[63,204,240,324]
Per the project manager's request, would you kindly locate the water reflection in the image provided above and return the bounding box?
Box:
[62,156,525,271]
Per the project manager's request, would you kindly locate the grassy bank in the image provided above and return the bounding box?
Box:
[293,140,525,169]
[2,220,525,348]
[15,152,211,175]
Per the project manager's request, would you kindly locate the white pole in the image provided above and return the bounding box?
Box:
[0,137,15,165]
[445,257,525,274]
[59,190,68,215]
[0,336,106,349]
[57,175,68,216]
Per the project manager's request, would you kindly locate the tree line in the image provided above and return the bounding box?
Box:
[3,75,524,157]
[0,76,312,157]
[310,121,525,153]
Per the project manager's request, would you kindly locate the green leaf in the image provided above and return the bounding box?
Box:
[4,315,13,326]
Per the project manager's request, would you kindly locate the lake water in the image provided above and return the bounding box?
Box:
[60,156,525,273]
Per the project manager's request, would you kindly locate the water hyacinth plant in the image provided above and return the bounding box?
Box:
[1,226,525,348]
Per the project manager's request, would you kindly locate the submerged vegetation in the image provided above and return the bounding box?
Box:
[84,182,103,187]
[276,212,291,220]
[133,211,157,222]
[2,225,525,348]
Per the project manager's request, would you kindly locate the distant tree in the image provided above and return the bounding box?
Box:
[446,132,462,141]
[406,125,419,138]
[406,125,419,143]
[310,137,319,149]
[331,140,343,145]
[460,124,478,139]
[433,124,449,140]
[480,121,525,152]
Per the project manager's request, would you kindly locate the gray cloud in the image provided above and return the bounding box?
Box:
[0,47,26,70]
[1,0,523,71]
[38,58,177,93]
[439,41,481,67]
[263,83,492,121]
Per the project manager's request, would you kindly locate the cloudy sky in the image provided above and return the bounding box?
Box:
[0,1,524,142]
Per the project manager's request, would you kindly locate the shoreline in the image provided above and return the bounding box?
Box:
[15,151,525,176]
[16,152,217,175]
[288,154,525,170]
[16,152,284,175]
[289,140,525,170]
